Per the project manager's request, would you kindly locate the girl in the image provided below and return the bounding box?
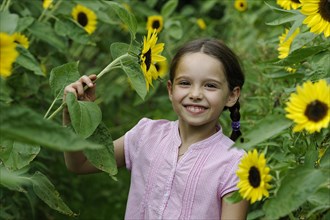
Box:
[63,39,249,219]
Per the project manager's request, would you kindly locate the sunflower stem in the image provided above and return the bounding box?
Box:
[44,96,59,119]
[95,53,131,80]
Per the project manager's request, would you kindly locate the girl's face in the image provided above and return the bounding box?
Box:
[167,52,240,128]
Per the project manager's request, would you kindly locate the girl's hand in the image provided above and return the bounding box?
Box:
[62,74,97,125]
[63,74,97,102]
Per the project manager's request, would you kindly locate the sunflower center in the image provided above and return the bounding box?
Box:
[155,63,160,71]
[77,12,88,27]
[248,166,261,188]
[304,100,328,122]
[143,49,152,71]
[152,20,160,29]
[319,0,330,22]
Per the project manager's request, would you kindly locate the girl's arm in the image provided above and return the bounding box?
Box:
[63,75,126,174]
[221,192,249,220]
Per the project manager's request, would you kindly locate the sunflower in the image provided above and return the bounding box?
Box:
[154,60,168,78]
[12,33,29,49]
[42,0,53,9]
[196,18,206,30]
[146,15,163,33]
[236,149,272,204]
[300,0,330,37]
[72,4,97,35]
[285,80,330,133]
[278,28,300,59]
[0,33,19,78]
[140,29,166,91]
[276,0,301,10]
[234,0,248,12]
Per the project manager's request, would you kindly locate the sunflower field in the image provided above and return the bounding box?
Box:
[0,0,329,219]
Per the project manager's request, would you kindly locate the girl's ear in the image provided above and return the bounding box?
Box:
[226,86,240,107]
[167,80,173,101]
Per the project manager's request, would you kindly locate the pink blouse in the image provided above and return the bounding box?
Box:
[124,118,245,219]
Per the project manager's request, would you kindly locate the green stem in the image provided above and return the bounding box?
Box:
[0,0,7,11]
[95,53,131,80]
[1,0,11,11]
[43,95,59,119]
[45,53,132,120]
[46,102,66,120]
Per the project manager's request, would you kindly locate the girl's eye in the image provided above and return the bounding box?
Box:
[205,83,217,88]
[179,81,190,86]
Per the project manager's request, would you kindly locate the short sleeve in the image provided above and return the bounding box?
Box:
[124,118,150,170]
[219,152,244,198]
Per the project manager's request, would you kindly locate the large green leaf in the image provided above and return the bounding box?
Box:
[263,167,327,219]
[235,115,292,150]
[28,21,67,52]
[0,11,19,33]
[31,172,77,217]
[49,62,80,99]
[15,46,44,76]
[0,139,40,170]
[66,93,102,139]
[105,1,137,40]
[84,122,118,176]
[0,104,101,151]
[122,62,147,100]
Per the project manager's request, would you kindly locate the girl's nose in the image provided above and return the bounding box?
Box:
[189,86,203,100]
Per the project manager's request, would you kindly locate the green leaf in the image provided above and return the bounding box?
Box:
[308,187,330,207]
[122,62,147,100]
[266,14,302,26]
[161,0,178,18]
[0,11,19,33]
[49,62,80,99]
[283,15,305,42]
[16,16,34,32]
[84,122,118,176]
[224,191,243,204]
[0,165,30,191]
[15,46,44,76]
[165,20,183,39]
[235,115,292,150]
[54,18,91,45]
[0,77,12,103]
[66,93,102,138]
[105,1,137,40]
[31,172,77,217]
[0,139,40,170]
[28,21,67,52]
[0,104,101,151]
[263,167,327,219]
[277,45,327,65]
[110,42,140,59]
[290,32,318,52]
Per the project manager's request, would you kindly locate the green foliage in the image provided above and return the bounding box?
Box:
[0,0,329,219]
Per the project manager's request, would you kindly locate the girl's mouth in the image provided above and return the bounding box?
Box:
[184,105,207,114]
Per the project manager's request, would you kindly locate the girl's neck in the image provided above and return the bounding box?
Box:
[178,120,218,146]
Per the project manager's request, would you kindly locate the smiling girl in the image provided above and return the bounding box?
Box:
[63,39,248,219]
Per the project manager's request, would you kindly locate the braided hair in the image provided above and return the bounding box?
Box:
[169,39,245,142]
